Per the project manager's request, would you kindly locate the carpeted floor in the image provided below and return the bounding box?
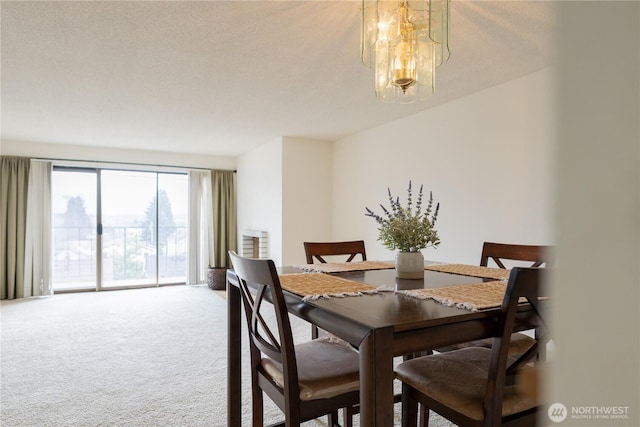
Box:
[0,285,451,426]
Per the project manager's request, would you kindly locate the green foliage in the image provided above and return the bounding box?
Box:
[112,232,146,280]
[141,189,175,253]
[365,181,440,253]
[63,196,92,238]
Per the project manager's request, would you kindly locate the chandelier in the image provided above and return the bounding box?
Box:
[361,0,451,103]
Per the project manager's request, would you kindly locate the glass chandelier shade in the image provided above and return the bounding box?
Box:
[361,0,451,103]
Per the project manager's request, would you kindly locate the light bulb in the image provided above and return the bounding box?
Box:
[392,24,416,92]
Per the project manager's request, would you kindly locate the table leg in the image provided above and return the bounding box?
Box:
[359,326,395,426]
[227,280,242,427]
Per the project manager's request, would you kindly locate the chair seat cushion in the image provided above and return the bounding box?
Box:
[261,337,360,401]
[395,347,538,421]
[436,332,535,355]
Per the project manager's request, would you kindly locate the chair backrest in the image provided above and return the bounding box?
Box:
[485,267,549,424]
[480,242,555,269]
[303,241,367,264]
[228,251,301,400]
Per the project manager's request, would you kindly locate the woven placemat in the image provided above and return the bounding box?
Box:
[279,273,389,301]
[294,261,395,274]
[424,264,510,280]
[398,281,510,311]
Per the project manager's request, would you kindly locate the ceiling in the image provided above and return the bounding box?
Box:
[1,1,556,157]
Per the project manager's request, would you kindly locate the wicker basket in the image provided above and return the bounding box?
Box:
[207,267,228,290]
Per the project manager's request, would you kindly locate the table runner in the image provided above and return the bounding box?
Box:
[294,260,395,274]
[424,263,511,280]
[398,280,510,311]
[279,273,391,301]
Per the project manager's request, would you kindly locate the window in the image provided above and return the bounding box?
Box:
[52,167,188,291]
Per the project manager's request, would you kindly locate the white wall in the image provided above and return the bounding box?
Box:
[236,139,284,265]
[550,1,639,420]
[332,68,556,264]
[1,140,236,170]
[236,137,333,266]
[282,137,333,265]
[236,69,556,267]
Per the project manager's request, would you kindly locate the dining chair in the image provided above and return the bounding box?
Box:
[395,267,549,427]
[228,251,360,427]
[303,240,367,264]
[480,241,554,269]
[302,240,400,426]
[303,240,367,340]
[438,241,555,356]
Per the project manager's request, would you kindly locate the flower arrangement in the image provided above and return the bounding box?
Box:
[365,181,440,253]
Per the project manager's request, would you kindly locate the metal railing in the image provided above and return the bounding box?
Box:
[53,225,187,288]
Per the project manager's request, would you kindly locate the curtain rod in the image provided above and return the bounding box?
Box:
[30,156,236,173]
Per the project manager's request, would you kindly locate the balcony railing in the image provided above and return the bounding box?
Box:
[53,225,187,288]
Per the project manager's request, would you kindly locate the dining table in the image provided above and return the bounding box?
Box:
[226,261,542,426]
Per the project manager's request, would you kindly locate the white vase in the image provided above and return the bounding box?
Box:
[395,251,424,279]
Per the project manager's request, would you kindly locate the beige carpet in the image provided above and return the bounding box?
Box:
[1,285,452,426]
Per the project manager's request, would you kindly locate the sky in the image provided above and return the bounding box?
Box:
[52,169,188,220]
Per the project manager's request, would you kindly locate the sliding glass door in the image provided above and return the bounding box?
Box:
[52,169,98,290]
[101,170,157,288]
[156,173,188,284]
[52,167,188,291]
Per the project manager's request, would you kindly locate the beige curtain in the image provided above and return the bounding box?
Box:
[24,160,53,297]
[1,156,31,299]
[211,170,236,268]
[187,170,213,284]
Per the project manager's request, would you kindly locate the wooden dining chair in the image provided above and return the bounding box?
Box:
[303,240,367,340]
[478,241,553,354]
[480,242,555,269]
[228,251,360,427]
[395,267,549,427]
[303,240,367,264]
[438,242,555,356]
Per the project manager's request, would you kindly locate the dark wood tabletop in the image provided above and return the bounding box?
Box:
[227,265,540,426]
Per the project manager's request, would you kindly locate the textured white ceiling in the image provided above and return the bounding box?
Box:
[1,1,556,157]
